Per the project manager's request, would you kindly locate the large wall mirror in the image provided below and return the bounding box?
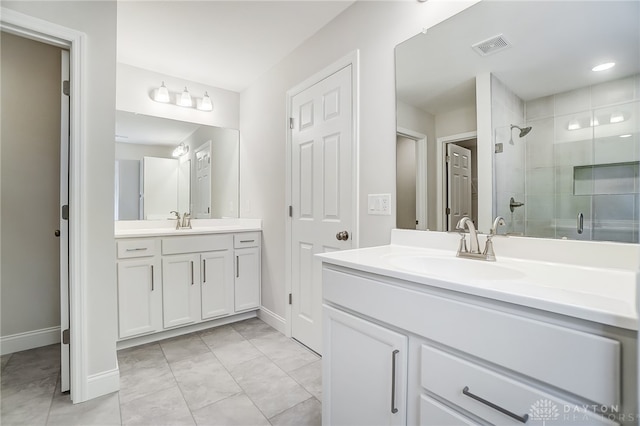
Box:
[395,1,639,243]
[115,110,239,220]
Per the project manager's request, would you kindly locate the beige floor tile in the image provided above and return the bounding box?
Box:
[191,393,270,426]
[47,391,121,426]
[269,397,322,426]
[120,385,194,426]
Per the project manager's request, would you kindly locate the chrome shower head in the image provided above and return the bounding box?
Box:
[510,124,532,138]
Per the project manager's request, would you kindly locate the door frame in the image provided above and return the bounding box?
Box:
[284,50,360,338]
[1,8,89,402]
[436,131,477,231]
[396,127,427,230]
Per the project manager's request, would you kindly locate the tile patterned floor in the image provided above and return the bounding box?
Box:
[0,318,322,425]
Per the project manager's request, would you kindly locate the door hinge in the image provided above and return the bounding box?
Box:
[289,117,294,130]
[288,293,292,305]
[288,205,293,217]
[61,205,69,220]
[63,80,70,96]
[446,207,451,215]
[62,329,70,345]
[445,155,451,163]
[495,143,504,154]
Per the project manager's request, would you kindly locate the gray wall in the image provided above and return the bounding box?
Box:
[1,31,62,338]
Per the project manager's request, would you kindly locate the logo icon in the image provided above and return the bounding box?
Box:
[530,399,560,425]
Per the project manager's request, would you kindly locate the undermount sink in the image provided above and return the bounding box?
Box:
[385,254,526,281]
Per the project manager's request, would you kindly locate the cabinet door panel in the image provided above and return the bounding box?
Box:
[201,250,233,319]
[117,258,161,338]
[162,254,200,328]
[323,305,407,426]
[234,247,260,311]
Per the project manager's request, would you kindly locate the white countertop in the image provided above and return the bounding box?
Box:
[115,219,262,238]
[318,230,638,330]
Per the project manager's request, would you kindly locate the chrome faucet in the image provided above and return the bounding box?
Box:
[170,211,181,229]
[456,216,505,261]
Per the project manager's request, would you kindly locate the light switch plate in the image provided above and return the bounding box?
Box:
[368,194,391,215]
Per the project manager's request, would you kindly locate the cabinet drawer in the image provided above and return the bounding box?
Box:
[117,239,158,259]
[421,345,619,426]
[420,394,477,426]
[234,232,261,248]
[162,234,232,255]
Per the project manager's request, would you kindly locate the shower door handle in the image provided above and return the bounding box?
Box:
[577,213,584,234]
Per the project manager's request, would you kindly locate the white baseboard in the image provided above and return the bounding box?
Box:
[85,367,120,401]
[0,326,61,355]
[258,306,287,334]
[116,311,257,350]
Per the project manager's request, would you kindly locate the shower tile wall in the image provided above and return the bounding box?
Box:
[492,75,526,234]
[524,74,640,242]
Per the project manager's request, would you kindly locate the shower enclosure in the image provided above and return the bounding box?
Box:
[494,74,639,243]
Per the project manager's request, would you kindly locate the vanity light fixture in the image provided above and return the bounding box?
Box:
[592,62,615,72]
[590,117,599,127]
[198,91,213,111]
[172,142,189,158]
[154,81,171,103]
[177,87,193,107]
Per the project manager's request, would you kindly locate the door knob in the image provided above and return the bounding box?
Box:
[54,230,61,237]
[336,231,349,241]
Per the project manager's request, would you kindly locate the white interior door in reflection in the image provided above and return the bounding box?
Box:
[447,144,472,231]
[194,141,211,218]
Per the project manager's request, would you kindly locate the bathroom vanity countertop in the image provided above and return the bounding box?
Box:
[318,239,638,331]
[114,219,262,238]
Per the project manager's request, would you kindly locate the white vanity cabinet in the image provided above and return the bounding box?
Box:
[116,230,261,343]
[116,239,162,339]
[323,305,407,426]
[322,265,634,426]
[233,233,261,312]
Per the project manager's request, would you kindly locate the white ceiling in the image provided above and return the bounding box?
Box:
[396,1,640,115]
[117,1,354,93]
[116,110,201,144]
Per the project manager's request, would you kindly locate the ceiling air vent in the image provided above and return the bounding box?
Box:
[472,34,511,57]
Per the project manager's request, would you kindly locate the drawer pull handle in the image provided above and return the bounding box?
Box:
[203,259,207,284]
[236,256,240,278]
[150,265,154,291]
[391,349,399,414]
[125,247,147,252]
[462,386,529,423]
[191,261,194,285]
[240,239,255,243]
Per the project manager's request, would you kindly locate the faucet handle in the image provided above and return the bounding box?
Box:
[457,232,468,254]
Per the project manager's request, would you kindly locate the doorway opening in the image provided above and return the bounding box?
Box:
[396,127,427,230]
[0,31,70,392]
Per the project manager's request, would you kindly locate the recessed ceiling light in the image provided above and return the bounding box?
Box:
[619,134,632,138]
[592,62,615,72]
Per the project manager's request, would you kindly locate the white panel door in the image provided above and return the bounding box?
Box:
[143,156,179,219]
[447,144,472,230]
[291,65,353,354]
[59,49,70,393]
[194,141,211,218]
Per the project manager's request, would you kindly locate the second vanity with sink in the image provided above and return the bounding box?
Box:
[319,229,638,425]
[114,219,262,348]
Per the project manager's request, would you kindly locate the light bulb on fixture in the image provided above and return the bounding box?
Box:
[198,91,213,111]
[177,87,192,107]
[590,117,599,127]
[592,62,615,72]
[172,142,189,158]
[154,81,170,103]
[567,118,581,130]
[610,112,625,123]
